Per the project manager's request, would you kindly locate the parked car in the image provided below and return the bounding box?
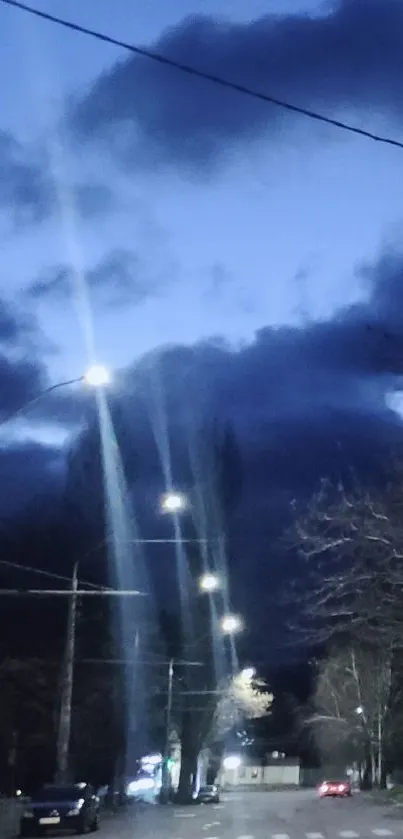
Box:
[318,779,352,798]
[197,784,220,804]
[20,783,100,836]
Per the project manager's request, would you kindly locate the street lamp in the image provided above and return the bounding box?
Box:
[160,492,187,514]
[199,572,221,593]
[221,614,243,635]
[2,364,111,429]
[240,667,256,681]
[223,755,242,770]
[82,365,110,388]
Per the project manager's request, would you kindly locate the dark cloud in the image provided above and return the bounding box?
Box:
[0,131,54,224]
[5,245,403,661]
[118,246,403,445]
[84,247,403,659]
[0,130,114,227]
[0,350,66,524]
[0,299,35,346]
[0,354,47,420]
[0,300,52,419]
[0,297,56,358]
[71,0,403,171]
[0,441,66,521]
[27,248,167,307]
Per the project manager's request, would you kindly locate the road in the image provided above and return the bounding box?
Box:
[99,790,403,839]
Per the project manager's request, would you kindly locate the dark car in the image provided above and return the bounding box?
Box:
[20,783,100,836]
[197,784,220,804]
[318,779,352,798]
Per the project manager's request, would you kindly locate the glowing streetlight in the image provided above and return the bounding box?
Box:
[223,755,242,770]
[220,614,243,635]
[160,492,187,513]
[83,365,110,387]
[240,667,256,681]
[199,572,221,593]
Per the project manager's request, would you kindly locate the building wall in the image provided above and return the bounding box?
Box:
[221,762,300,788]
[264,765,300,785]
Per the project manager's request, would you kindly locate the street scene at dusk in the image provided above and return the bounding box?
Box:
[2,0,403,837]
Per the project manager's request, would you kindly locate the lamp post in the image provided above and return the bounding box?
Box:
[2,364,110,428]
[55,563,78,783]
[220,614,244,635]
[199,572,221,593]
[52,365,109,782]
[160,492,187,514]
[240,667,256,681]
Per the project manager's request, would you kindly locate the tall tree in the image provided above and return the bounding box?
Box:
[309,645,394,786]
[0,659,58,792]
[293,475,403,786]
[294,478,403,648]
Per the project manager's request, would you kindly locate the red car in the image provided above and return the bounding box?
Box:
[318,779,352,798]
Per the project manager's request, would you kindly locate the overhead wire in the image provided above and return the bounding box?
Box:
[1,0,403,152]
[0,558,111,590]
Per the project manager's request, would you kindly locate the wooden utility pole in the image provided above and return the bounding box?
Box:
[55,563,78,782]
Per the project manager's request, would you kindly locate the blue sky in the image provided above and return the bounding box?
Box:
[3,0,403,452]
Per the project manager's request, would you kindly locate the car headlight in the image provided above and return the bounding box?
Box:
[67,798,84,816]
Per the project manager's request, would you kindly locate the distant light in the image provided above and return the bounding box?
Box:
[141,753,161,767]
[240,667,256,681]
[221,614,243,635]
[161,492,186,513]
[199,572,221,593]
[355,705,364,715]
[83,365,110,387]
[127,777,155,795]
[223,755,242,770]
[16,790,22,797]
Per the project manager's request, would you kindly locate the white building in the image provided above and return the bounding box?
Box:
[220,757,300,789]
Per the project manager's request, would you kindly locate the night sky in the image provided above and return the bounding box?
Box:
[2,0,403,664]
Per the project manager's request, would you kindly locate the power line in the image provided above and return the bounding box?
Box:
[2,0,403,152]
[0,588,146,596]
[81,657,203,666]
[0,558,110,591]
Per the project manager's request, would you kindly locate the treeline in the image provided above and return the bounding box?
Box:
[293,475,403,787]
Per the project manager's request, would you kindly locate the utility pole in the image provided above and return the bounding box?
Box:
[160,658,174,803]
[55,562,78,782]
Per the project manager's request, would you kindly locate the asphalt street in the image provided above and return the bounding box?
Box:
[99,790,403,839]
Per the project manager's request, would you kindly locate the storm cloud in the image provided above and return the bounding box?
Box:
[0,299,36,348]
[4,245,403,659]
[71,0,403,171]
[0,355,47,420]
[29,244,403,465]
[51,245,403,663]
[0,441,65,520]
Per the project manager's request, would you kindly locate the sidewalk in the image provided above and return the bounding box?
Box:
[0,798,23,839]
